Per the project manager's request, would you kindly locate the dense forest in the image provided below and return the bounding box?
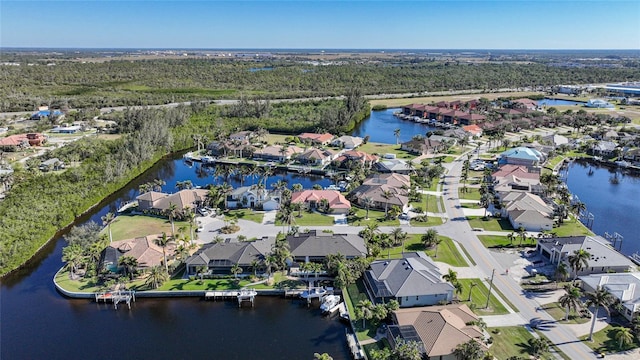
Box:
[1,58,639,111]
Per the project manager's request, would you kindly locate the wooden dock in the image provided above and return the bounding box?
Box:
[204,288,257,307]
[95,290,135,310]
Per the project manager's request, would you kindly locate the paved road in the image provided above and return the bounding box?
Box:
[437,148,598,360]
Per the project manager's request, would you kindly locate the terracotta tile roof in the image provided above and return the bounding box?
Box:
[290,190,351,209]
[492,165,540,180]
[109,234,176,268]
[298,132,334,143]
[462,125,483,134]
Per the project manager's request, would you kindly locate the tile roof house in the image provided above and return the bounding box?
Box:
[350,174,411,211]
[185,237,275,275]
[580,273,640,320]
[253,145,304,162]
[226,186,279,211]
[493,171,544,196]
[331,135,363,149]
[512,98,538,110]
[364,252,454,307]
[462,124,484,137]
[498,147,545,166]
[542,134,569,147]
[401,137,444,155]
[0,133,46,150]
[229,130,254,142]
[374,159,413,174]
[103,234,176,271]
[386,304,487,359]
[298,132,334,146]
[500,192,554,231]
[207,139,255,158]
[536,236,636,277]
[334,150,379,169]
[287,230,367,263]
[296,147,337,166]
[290,190,351,214]
[136,189,209,213]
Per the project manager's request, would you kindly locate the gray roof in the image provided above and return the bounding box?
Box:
[580,273,640,313]
[538,235,635,269]
[186,237,275,268]
[287,230,367,258]
[366,252,454,298]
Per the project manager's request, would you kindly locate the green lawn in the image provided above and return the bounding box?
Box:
[410,194,441,213]
[107,214,189,241]
[552,218,593,237]
[157,272,304,291]
[386,235,468,267]
[458,187,481,201]
[409,216,444,227]
[276,211,335,226]
[477,235,536,248]
[545,155,566,170]
[263,133,290,144]
[542,302,590,324]
[344,280,378,341]
[579,325,640,354]
[356,142,418,161]
[224,209,264,223]
[363,339,390,360]
[458,278,509,315]
[467,216,514,231]
[349,207,400,227]
[489,327,557,360]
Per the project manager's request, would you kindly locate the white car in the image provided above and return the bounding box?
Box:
[198,208,210,216]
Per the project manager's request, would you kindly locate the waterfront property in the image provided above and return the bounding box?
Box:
[536,235,637,277]
[287,230,367,263]
[499,192,554,231]
[401,137,444,155]
[103,234,176,271]
[349,173,411,211]
[580,272,640,321]
[498,147,545,166]
[136,188,209,213]
[252,144,304,162]
[298,132,334,146]
[386,304,487,360]
[333,150,379,169]
[296,147,338,166]
[185,237,274,275]
[290,189,351,214]
[331,135,363,149]
[226,186,279,211]
[374,158,412,174]
[363,252,454,307]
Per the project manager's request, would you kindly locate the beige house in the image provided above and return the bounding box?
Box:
[137,189,209,212]
[103,234,176,270]
[349,173,410,211]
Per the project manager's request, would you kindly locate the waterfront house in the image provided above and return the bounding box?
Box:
[536,236,636,277]
[226,186,279,211]
[103,234,176,271]
[401,137,444,155]
[499,192,554,231]
[136,189,209,213]
[462,124,484,137]
[586,99,614,108]
[512,98,538,110]
[185,237,274,275]
[623,148,640,163]
[580,272,640,320]
[296,148,337,166]
[542,134,569,147]
[253,144,304,162]
[590,141,617,157]
[298,132,334,146]
[333,150,379,169]
[207,139,255,158]
[287,230,367,263]
[498,147,545,166]
[441,110,468,124]
[386,304,487,360]
[331,135,363,150]
[229,130,254,142]
[492,166,544,196]
[457,113,486,126]
[364,252,454,307]
[290,189,351,214]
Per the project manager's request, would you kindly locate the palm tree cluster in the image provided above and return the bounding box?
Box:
[355,299,399,329]
[442,269,463,298]
[61,222,108,280]
[325,253,370,289]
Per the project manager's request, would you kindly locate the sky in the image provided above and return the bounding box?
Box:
[1,1,639,49]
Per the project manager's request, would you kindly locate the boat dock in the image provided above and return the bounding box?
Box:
[237,288,257,307]
[95,290,136,309]
[346,330,365,360]
[204,288,257,307]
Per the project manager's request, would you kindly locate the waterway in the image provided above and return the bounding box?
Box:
[566,160,640,256]
[351,108,436,144]
[537,98,585,107]
[0,154,348,360]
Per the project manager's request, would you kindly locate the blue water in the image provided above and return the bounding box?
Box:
[351,108,436,144]
[537,98,585,107]
[566,160,640,255]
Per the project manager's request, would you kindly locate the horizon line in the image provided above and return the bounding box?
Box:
[2,47,639,52]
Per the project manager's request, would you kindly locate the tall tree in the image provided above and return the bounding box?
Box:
[154,232,172,273]
[585,286,614,342]
[453,339,485,360]
[559,285,583,321]
[145,265,169,289]
[101,212,116,244]
[568,249,591,281]
[394,128,401,145]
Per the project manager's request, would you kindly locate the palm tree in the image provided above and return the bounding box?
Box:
[443,268,459,285]
[615,327,634,350]
[230,263,243,279]
[219,182,233,209]
[145,266,169,289]
[554,262,569,288]
[453,340,484,360]
[559,285,583,321]
[101,212,116,244]
[527,338,549,359]
[394,128,401,145]
[516,226,526,246]
[185,207,196,245]
[356,299,374,328]
[118,255,138,280]
[313,353,333,360]
[433,236,443,258]
[362,196,375,220]
[586,286,614,342]
[154,232,171,273]
[165,202,178,238]
[175,180,193,190]
[381,190,393,218]
[62,244,84,279]
[390,227,407,247]
[422,228,439,248]
[568,249,591,281]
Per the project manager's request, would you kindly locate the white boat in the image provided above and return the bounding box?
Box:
[201,156,215,164]
[300,287,327,299]
[320,295,341,313]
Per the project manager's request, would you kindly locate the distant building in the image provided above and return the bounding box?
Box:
[297,132,334,146]
[331,135,363,150]
[364,252,454,307]
[605,82,640,97]
[585,99,614,108]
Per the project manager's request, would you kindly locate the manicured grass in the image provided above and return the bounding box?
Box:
[344,280,378,341]
[263,133,290,144]
[409,216,444,227]
[224,209,264,223]
[477,235,535,248]
[157,273,304,291]
[55,269,145,292]
[276,211,335,226]
[579,325,640,354]
[489,327,557,360]
[552,218,593,237]
[410,194,440,213]
[386,235,468,267]
[349,207,400,227]
[543,302,590,324]
[458,187,481,200]
[466,216,514,231]
[107,214,188,241]
[356,142,417,161]
[458,278,509,315]
[545,155,566,170]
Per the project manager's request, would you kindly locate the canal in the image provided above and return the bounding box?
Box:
[0,154,349,360]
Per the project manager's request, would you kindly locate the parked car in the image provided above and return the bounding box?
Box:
[398,213,409,220]
[198,208,210,216]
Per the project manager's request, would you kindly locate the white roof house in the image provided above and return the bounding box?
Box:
[581,273,640,320]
